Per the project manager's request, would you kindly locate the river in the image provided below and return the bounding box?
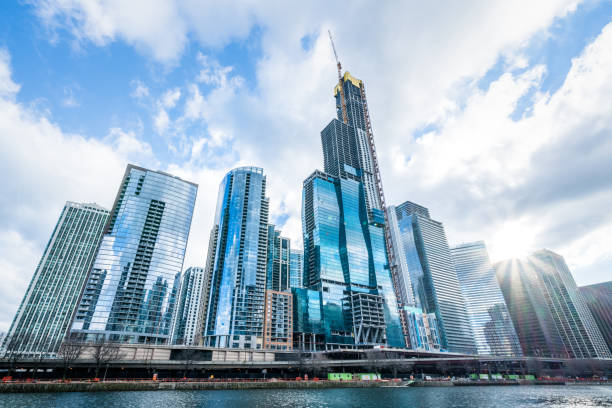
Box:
[0,385,611,407]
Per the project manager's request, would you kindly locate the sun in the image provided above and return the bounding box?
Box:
[488,221,535,262]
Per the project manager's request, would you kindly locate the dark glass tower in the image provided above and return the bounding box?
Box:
[496,251,611,358]
[579,282,612,353]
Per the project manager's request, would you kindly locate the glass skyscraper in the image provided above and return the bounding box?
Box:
[266,225,290,292]
[325,71,381,216]
[496,250,611,358]
[70,165,197,344]
[579,281,612,353]
[289,249,304,289]
[301,171,404,349]
[2,202,108,357]
[387,201,476,354]
[171,267,206,345]
[450,241,522,356]
[203,167,269,349]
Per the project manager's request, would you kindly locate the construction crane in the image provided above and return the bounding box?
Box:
[328,30,349,124]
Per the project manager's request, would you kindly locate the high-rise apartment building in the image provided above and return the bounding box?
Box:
[266,225,290,292]
[2,202,108,357]
[203,167,269,349]
[70,165,197,344]
[171,267,206,345]
[450,241,522,356]
[387,201,476,354]
[262,290,293,350]
[579,281,612,353]
[301,171,404,349]
[289,249,304,289]
[496,251,611,358]
[194,226,218,345]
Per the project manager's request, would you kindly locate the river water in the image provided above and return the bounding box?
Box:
[0,385,611,407]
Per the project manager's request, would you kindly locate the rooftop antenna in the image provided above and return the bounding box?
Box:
[328,30,349,124]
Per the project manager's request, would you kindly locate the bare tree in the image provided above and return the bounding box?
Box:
[89,337,123,379]
[57,337,84,380]
[2,332,31,378]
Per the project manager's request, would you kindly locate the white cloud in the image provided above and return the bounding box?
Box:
[0,53,157,331]
[0,48,20,98]
[161,88,181,109]
[153,108,170,134]
[392,21,612,287]
[35,0,188,62]
[61,86,79,107]
[2,0,610,336]
[130,79,149,99]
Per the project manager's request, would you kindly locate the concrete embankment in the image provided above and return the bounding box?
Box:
[0,380,383,393]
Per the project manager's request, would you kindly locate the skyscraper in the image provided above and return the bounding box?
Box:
[70,165,197,344]
[266,225,290,292]
[496,258,567,358]
[496,251,611,358]
[203,167,269,349]
[579,281,612,353]
[171,267,206,346]
[450,241,522,356]
[387,201,476,354]
[324,71,381,216]
[289,249,304,289]
[2,202,108,357]
[301,171,404,349]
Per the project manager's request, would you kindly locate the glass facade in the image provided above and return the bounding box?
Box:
[390,201,476,354]
[496,250,611,358]
[204,167,269,349]
[329,71,381,216]
[404,306,441,352]
[292,288,324,351]
[289,249,304,289]
[70,165,197,344]
[301,171,404,349]
[266,225,290,292]
[171,267,206,345]
[2,202,108,357]
[450,241,522,356]
[496,258,567,358]
[579,282,612,353]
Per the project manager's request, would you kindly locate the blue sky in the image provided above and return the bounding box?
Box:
[1,1,612,331]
